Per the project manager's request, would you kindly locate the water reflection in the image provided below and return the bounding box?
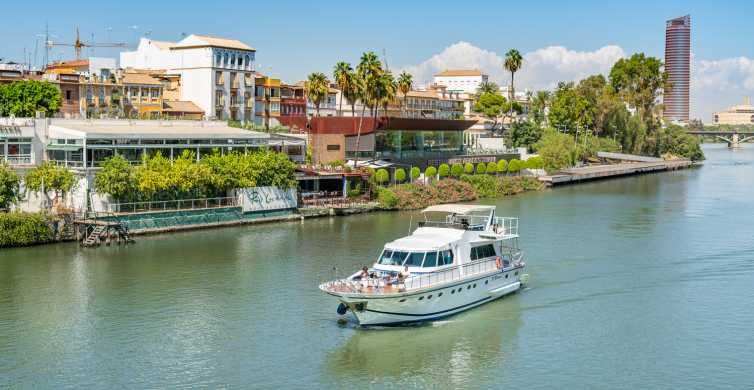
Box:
[326,297,522,389]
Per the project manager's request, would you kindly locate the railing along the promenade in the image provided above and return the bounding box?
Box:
[107,197,237,213]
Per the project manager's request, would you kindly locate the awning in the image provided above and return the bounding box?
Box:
[46,144,83,151]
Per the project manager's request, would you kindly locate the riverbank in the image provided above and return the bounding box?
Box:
[540,159,695,185]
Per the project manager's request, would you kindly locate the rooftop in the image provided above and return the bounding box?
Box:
[162,101,204,113]
[172,34,255,51]
[49,119,269,139]
[434,69,485,77]
[122,72,163,86]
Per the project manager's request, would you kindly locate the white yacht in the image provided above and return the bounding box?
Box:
[320,204,526,326]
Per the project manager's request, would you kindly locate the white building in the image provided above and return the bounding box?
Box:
[121,34,256,122]
[432,69,489,94]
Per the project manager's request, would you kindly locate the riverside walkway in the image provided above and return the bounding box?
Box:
[539,159,694,186]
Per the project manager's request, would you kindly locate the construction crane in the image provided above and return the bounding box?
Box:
[46,26,127,60]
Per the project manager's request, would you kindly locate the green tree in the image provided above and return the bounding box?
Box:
[609,53,665,120]
[376,71,397,116]
[534,130,578,173]
[0,80,61,117]
[394,168,407,183]
[354,51,384,163]
[24,162,76,200]
[504,49,523,116]
[133,152,171,199]
[0,163,21,210]
[509,120,544,152]
[438,163,450,178]
[375,168,389,185]
[463,163,474,174]
[524,156,544,170]
[397,72,413,114]
[305,72,329,117]
[424,166,437,180]
[530,90,550,126]
[333,61,354,115]
[475,162,486,174]
[548,82,592,133]
[450,163,464,177]
[476,81,499,97]
[485,161,497,175]
[507,159,522,175]
[474,92,507,132]
[656,124,705,161]
[496,160,508,174]
[94,155,135,201]
[410,166,420,181]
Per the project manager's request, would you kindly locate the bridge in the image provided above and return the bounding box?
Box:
[686,130,754,148]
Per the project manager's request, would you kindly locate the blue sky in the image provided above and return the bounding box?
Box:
[1,0,752,120]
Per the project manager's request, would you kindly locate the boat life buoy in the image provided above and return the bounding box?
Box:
[495,256,502,269]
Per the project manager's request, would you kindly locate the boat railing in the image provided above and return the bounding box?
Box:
[321,251,524,295]
[491,217,518,236]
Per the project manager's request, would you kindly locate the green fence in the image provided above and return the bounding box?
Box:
[102,207,296,232]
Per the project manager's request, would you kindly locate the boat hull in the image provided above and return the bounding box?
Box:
[333,267,524,326]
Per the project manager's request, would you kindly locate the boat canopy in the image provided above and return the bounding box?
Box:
[422,204,495,215]
[385,227,464,251]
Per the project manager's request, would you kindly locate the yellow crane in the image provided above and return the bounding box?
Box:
[47,26,127,59]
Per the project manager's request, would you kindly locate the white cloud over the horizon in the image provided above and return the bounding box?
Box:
[401,41,754,122]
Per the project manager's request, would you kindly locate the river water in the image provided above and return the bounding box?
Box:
[2,144,753,389]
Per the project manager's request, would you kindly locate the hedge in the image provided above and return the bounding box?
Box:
[0,212,55,247]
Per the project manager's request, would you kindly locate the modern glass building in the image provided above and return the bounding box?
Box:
[664,15,691,123]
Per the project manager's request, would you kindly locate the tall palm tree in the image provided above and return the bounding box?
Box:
[504,49,523,113]
[397,71,413,114]
[343,70,360,117]
[354,52,383,164]
[305,72,329,117]
[377,71,397,116]
[476,81,499,97]
[333,61,353,116]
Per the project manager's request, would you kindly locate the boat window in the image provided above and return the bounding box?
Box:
[390,251,409,265]
[471,244,496,260]
[423,252,438,268]
[439,250,454,266]
[403,252,425,267]
[379,250,407,266]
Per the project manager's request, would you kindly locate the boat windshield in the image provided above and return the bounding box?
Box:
[378,249,454,267]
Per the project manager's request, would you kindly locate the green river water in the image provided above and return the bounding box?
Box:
[1,144,753,389]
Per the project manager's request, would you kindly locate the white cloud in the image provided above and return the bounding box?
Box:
[402,41,754,122]
[400,41,625,90]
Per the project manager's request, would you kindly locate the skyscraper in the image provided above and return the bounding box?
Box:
[664,15,691,123]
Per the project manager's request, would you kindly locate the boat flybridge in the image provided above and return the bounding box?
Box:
[320,204,526,326]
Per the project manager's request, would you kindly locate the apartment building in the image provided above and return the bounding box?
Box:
[432,69,489,94]
[254,75,281,127]
[121,34,256,121]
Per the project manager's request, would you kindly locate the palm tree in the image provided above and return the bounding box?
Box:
[354,52,383,164]
[476,81,499,97]
[504,49,523,112]
[377,71,397,116]
[333,61,353,116]
[305,72,329,117]
[397,71,413,114]
[343,70,360,117]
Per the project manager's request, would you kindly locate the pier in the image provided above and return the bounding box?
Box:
[539,159,694,186]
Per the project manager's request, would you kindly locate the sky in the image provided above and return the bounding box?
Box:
[1,0,753,121]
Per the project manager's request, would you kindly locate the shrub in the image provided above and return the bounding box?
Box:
[450,163,464,177]
[0,212,55,247]
[438,164,450,178]
[424,166,437,180]
[487,161,497,174]
[525,156,544,170]
[0,163,21,210]
[508,159,522,174]
[410,167,421,181]
[94,155,134,201]
[375,168,389,185]
[395,168,407,183]
[376,186,398,208]
[464,163,474,174]
[534,129,578,174]
[497,160,508,173]
[475,162,486,174]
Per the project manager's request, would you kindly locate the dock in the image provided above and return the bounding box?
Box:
[539,159,694,186]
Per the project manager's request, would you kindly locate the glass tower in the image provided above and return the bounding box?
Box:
[664,15,691,123]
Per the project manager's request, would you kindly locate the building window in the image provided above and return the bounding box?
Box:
[216,53,222,67]
[224,53,229,67]
[65,90,72,102]
[327,144,341,151]
[245,55,251,69]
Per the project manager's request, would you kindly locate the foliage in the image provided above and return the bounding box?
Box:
[509,120,544,152]
[24,162,76,196]
[609,53,665,118]
[375,186,399,209]
[0,80,61,117]
[376,179,477,210]
[507,159,522,174]
[438,164,450,178]
[523,156,544,170]
[485,161,497,174]
[577,133,622,161]
[0,163,21,210]
[463,163,474,174]
[461,175,544,198]
[424,166,437,180]
[394,168,407,183]
[450,163,464,177]
[534,130,579,174]
[333,61,354,115]
[530,90,550,126]
[94,154,134,201]
[0,212,55,247]
[397,72,413,112]
[504,49,523,103]
[305,72,330,116]
[656,124,705,161]
[476,81,499,96]
[410,166,421,181]
[496,160,508,173]
[375,168,389,185]
[548,82,592,133]
[475,162,486,174]
[473,92,508,131]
